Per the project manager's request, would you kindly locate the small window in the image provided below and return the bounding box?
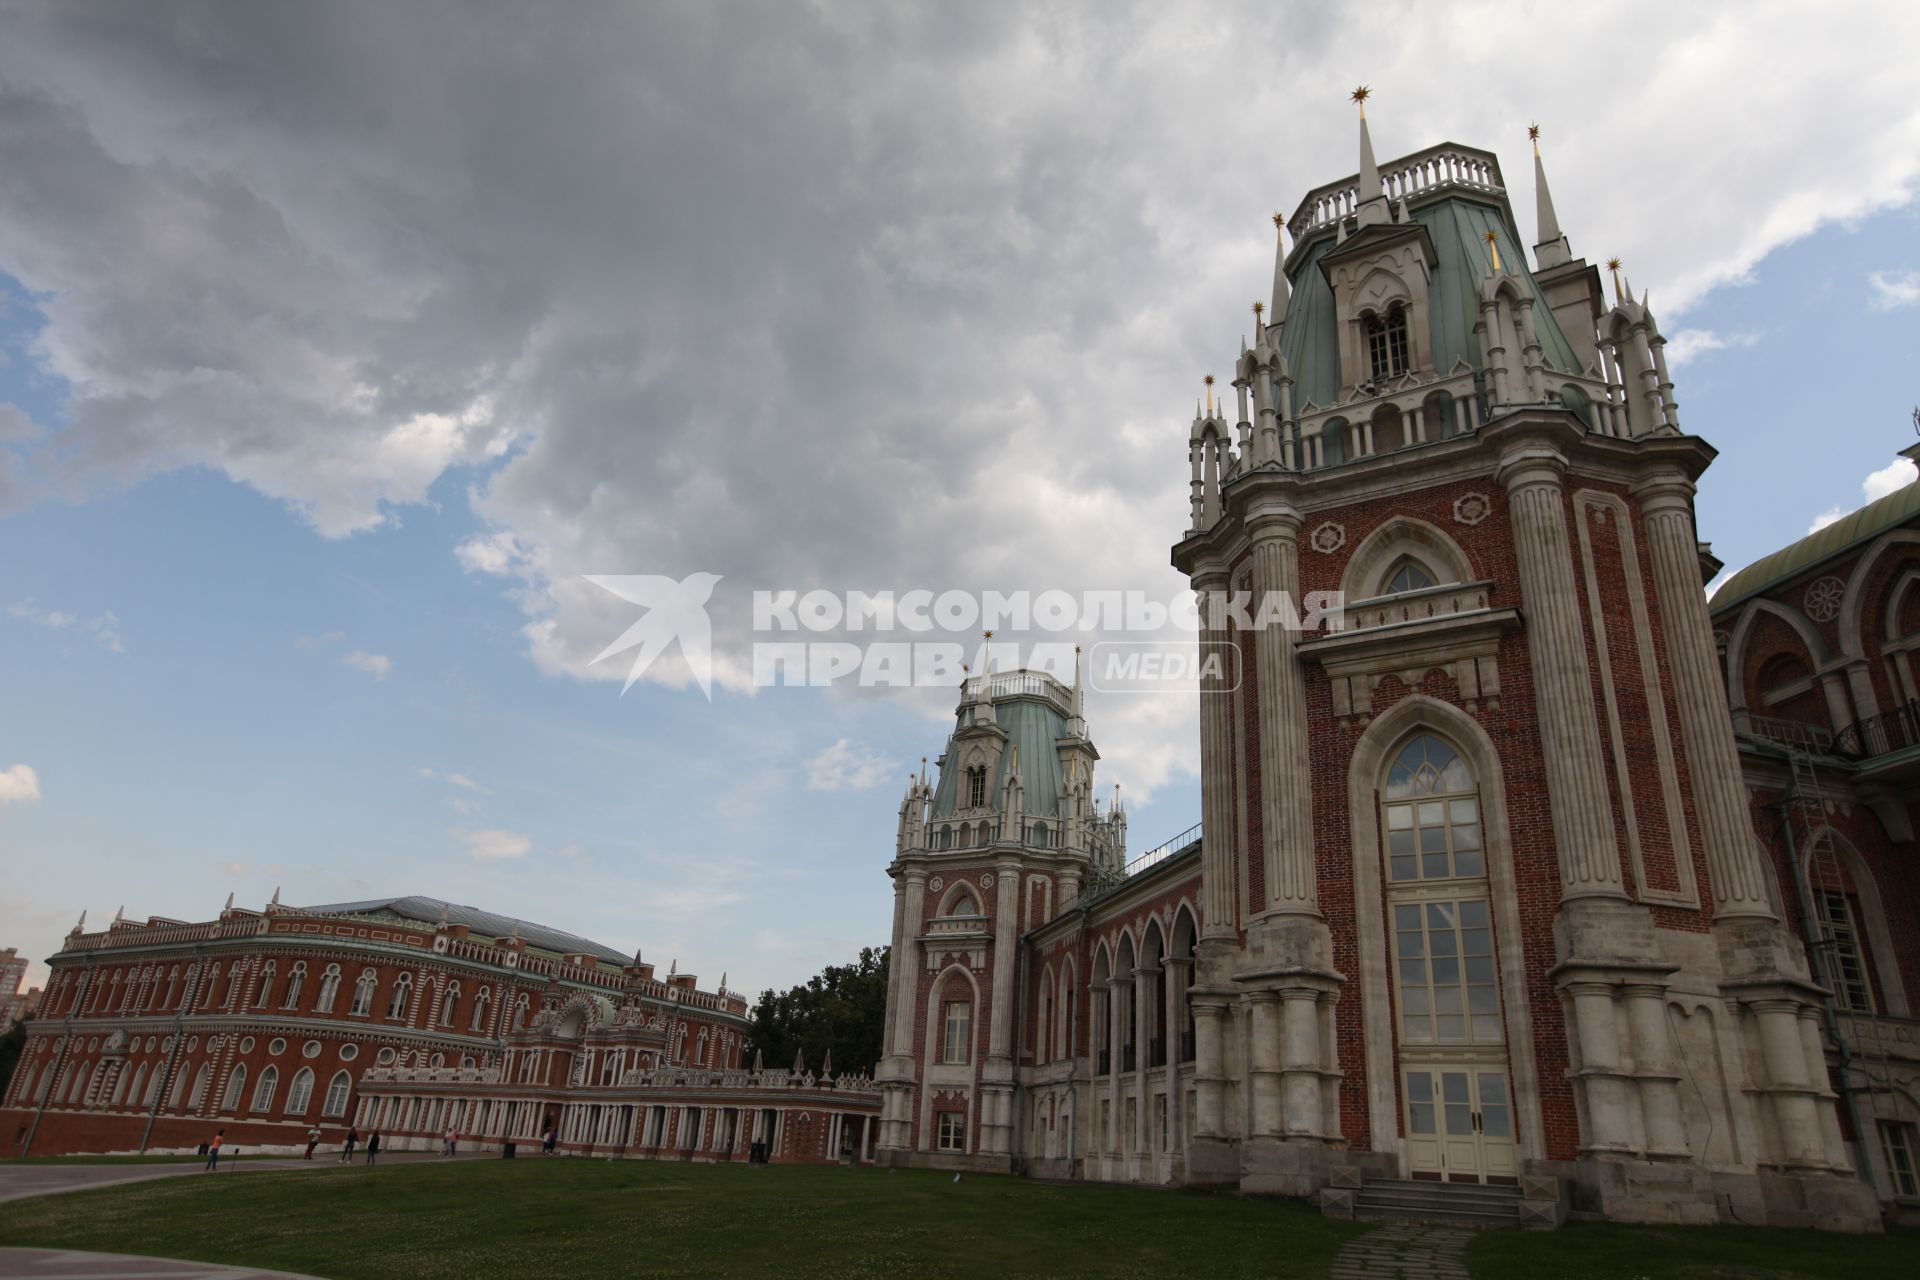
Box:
[1365,305,1411,382]
[941,1001,972,1064]
[349,969,376,1017]
[966,766,987,810]
[1880,1121,1919,1199]
[1383,559,1436,595]
[937,1111,966,1152]
[386,972,413,1021]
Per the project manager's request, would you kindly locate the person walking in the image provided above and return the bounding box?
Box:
[365,1129,380,1165]
[204,1130,224,1172]
[442,1124,457,1157]
[542,1123,557,1155]
[305,1126,322,1160]
[341,1124,359,1163]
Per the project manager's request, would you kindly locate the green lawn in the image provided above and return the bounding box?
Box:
[0,1158,1362,1279]
[1467,1217,1917,1280]
[0,1158,1911,1280]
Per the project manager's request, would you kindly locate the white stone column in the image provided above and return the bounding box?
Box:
[1568,982,1638,1155]
[1165,956,1190,1166]
[1623,983,1688,1158]
[1753,999,1825,1169]
[1134,964,1153,1167]
[1191,997,1230,1141]
[1248,993,1283,1137]
[1104,980,1124,1167]
[1279,990,1322,1136]
[1636,475,1779,920]
[1498,439,1627,901]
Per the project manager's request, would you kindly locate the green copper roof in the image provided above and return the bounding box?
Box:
[1276,192,1583,412]
[929,689,1074,820]
[1711,473,1920,613]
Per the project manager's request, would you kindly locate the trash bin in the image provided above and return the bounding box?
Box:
[502,1141,516,1159]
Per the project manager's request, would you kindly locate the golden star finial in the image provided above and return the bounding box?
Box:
[1272,211,1286,231]
[1483,229,1502,271]
[1527,123,1541,143]
[1483,230,1498,244]
[1350,85,1371,106]
[1252,300,1265,317]
[1605,256,1622,272]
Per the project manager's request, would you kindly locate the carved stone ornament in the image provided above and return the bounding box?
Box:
[1310,522,1347,554]
[928,876,944,893]
[1804,575,1844,623]
[980,872,995,888]
[1452,492,1492,526]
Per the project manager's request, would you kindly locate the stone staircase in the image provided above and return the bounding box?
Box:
[1354,1178,1523,1228]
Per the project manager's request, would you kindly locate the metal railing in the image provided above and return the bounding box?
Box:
[1831,700,1920,761]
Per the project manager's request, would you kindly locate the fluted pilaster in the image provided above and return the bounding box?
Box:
[1498,442,1626,900]
[1246,504,1318,916]
[1194,565,1238,939]
[1636,475,1776,919]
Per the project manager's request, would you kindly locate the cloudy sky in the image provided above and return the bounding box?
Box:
[2,1,1917,994]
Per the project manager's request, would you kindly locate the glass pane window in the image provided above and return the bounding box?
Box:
[1383,737,1482,881]
[1406,1070,1435,1134]
[942,1001,972,1064]
[1815,889,1874,1013]
[1879,1121,1919,1199]
[937,1111,966,1152]
[1394,898,1502,1046]
[1384,560,1436,595]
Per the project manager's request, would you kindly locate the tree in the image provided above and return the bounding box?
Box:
[743,946,888,1075]
[0,1017,27,1101]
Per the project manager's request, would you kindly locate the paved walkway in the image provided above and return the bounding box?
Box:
[0,1154,440,1206]
[1331,1221,1473,1280]
[0,1246,324,1278]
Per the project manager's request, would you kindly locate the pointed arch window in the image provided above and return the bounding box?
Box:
[1383,734,1482,883]
[222,1065,248,1113]
[250,1065,278,1114]
[1366,304,1411,381]
[442,981,461,1028]
[470,988,492,1033]
[966,766,987,810]
[1815,889,1874,1013]
[1383,558,1437,596]
[349,968,377,1017]
[322,1070,352,1117]
[285,1067,314,1115]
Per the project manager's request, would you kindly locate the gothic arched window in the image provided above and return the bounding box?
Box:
[1383,558,1437,596]
[1383,734,1481,883]
[966,766,987,809]
[1366,304,1410,382]
[315,964,342,1014]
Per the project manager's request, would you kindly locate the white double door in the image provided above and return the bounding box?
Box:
[1402,1063,1516,1182]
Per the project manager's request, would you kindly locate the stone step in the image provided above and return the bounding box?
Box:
[1353,1201,1519,1229]
[1353,1178,1523,1229]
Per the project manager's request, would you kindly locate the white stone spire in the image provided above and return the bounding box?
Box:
[1530,125,1571,269]
[1270,214,1292,321]
[1352,87,1389,228]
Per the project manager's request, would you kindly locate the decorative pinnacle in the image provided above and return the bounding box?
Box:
[1350,85,1371,108]
[1483,229,1502,271]
[1252,300,1264,318]
[1527,122,1541,144]
[1203,374,1215,415]
[1606,256,1624,299]
[1271,211,1285,231]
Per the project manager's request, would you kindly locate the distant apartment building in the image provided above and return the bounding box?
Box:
[1,947,41,1031]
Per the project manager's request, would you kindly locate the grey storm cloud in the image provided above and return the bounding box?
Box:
[0,0,1916,794]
